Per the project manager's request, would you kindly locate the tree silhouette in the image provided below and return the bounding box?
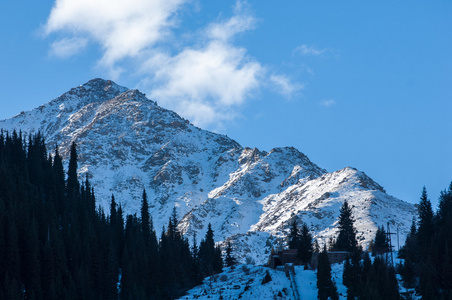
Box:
[317,245,339,300]
[335,200,358,252]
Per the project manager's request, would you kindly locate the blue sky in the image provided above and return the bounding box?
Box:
[1,0,451,206]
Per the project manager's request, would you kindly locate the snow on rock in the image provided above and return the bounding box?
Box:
[180,264,348,299]
[251,167,416,251]
[0,78,417,261]
[180,265,294,300]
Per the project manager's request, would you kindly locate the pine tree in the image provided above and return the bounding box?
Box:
[168,206,180,241]
[335,200,358,252]
[213,245,223,273]
[299,222,314,265]
[417,186,434,256]
[146,214,159,298]
[317,245,339,300]
[361,251,372,288]
[437,183,452,228]
[433,184,452,296]
[225,240,237,267]
[399,218,417,287]
[199,223,223,276]
[141,189,150,241]
[373,225,389,255]
[288,219,301,250]
[83,174,96,218]
[66,142,80,202]
[374,256,401,300]
[343,249,362,299]
[110,194,117,228]
[385,265,400,300]
[190,234,203,285]
[122,214,146,298]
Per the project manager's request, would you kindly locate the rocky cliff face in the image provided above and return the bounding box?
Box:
[0,79,416,264]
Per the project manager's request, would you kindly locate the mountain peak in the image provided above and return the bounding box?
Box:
[0,79,415,264]
[81,78,125,92]
[334,166,386,193]
[61,78,128,103]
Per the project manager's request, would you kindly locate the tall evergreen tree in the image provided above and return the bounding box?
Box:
[213,245,223,273]
[168,206,180,241]
[288,219,301,250]
[53,146,66,216]
[417,187,434,256]
[432,184,452,296]
[225,240,237,267]
[199,223,223,276]
[66,142,79,202]
[335,200,358,252]
[343,249,362,299]
[141,189,150,241]
[109,194,117,228]
[299,222,314,265]
[317,245,339,300]
[373,225,389,255]
[147,215,159,297]
[399,218,417,287]
[437,183,452,228]
[190,233,203,285]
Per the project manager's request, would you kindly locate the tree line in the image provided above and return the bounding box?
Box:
[2,129,451,299]
[399,185,452,299]
[289,183,452,300]
[0,131,224,299]
[288,200,400,299]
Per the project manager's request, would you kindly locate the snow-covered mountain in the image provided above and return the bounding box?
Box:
[0,79,416,264]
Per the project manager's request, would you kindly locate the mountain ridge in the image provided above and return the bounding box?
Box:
[0,78,416,264]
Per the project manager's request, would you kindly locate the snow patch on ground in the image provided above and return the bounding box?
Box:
[180,264,348,300]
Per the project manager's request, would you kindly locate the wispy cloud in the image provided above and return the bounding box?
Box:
[269,74,304,98]
[295,44,327,56]
[50,37,87,58]
[319,99,336,107]
[207,14,256,42]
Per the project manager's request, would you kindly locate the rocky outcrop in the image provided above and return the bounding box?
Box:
[0,79,416,264]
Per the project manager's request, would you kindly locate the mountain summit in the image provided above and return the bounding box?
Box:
[0,79,416,264]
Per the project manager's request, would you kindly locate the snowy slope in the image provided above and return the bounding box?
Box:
[180,264,347,300]
[253,167,415,246]
[0,78,417,262]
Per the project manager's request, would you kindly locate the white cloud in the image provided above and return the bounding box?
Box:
[136,2,266,128]
[320,99,336,107]
[50,37,87,58]
[44,0,303,129]
[269,74,304,98]
[146,39,264,127]
[45,0,186,69]
[207,15,256,42]
[295,44,326,56]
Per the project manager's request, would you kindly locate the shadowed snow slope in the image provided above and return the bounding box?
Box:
[0,79,416,264]
[181,264,347,299]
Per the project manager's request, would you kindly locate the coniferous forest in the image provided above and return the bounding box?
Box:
[1,129,452,299]
[0,131,222,299]
[398,185,452,299]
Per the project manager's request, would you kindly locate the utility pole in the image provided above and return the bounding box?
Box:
[397,224,400,252]
[386,222,395,267]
